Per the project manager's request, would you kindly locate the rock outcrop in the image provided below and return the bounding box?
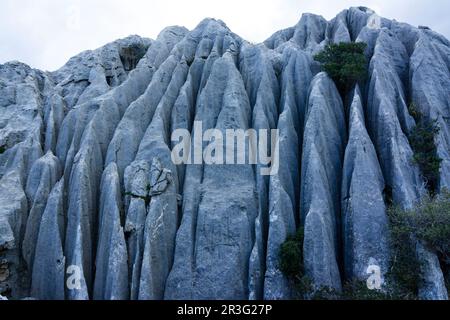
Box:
[301,72,346,292]
[341,86,389,283]
[0,7,449,300]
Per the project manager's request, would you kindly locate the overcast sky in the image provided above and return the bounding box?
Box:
[1,0,449,71]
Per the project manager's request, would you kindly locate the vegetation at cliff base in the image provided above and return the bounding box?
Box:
[278,228,313,298]
[408,103,442,194]
[314,42,368,95]
[341,280,391,300]
[395,191,450,261]
[279,227,390,300]
[281,192,450,300]
[279,228,304,278]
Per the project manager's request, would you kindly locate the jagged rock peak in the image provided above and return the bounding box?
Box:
[0,7,449,300]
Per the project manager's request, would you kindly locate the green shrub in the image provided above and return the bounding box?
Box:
[387,205,421,299]
[342,280,391,300]
[386,192,450,298]
[280,191,450,300]
[279,228,304,278]
[279,228,311,299]
[125,185,152,207]
[279,228,396,300]
[314,42,368,95]
[310,286,341,300]
[0,145,6,154]
[408,104,442,194]
[405,191,450,261]
[310,281,391,300]
[408,103,422,122]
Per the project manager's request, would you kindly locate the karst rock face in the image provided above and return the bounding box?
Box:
[0,7,449,300]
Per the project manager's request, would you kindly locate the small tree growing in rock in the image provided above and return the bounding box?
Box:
[314,42,368,96]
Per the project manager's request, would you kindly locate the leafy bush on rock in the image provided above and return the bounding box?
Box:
[314,42,368,95]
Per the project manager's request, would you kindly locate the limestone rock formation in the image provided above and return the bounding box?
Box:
[31,178,65,300]
[0,7,449,300]
[301,72,346,292]
[341,86,389,283]
[93,163,129,300]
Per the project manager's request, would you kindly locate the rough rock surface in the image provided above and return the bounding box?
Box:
[301,72,346,292]
[31,178,65,300]
[0,7,449,300]
[341,86,389,283]
[93,163,128,300]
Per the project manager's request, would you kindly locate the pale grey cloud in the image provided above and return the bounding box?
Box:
[1,0,449,71]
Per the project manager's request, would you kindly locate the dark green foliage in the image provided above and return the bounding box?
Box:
[314,42,368,95]
[341,280,419,300]
[309,281,391,300]
[408,104,442,194]
[280,195,450,300]
[293,276,315,300]
[0,145,6,154]
[383,185,393,207]
[410,121,441,192]
[310,286,341,300]
[387,205,421,299]
[405,191,450,262]
[125,186,152,207]
[341,280,391,300]
[279,228,311,299]
[408,102,422,122]
[442,261,450,297]
[386,192,450,298]
[279,228,304,278]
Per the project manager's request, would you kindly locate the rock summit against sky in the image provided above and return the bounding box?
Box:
[0,7,449,300]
